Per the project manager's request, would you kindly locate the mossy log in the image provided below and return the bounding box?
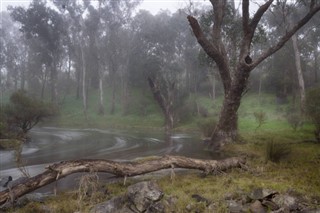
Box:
[0,155,245,205]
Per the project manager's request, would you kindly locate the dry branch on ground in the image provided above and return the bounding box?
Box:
[0,155,245,205]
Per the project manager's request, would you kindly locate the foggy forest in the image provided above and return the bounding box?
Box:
[0,0,320,212]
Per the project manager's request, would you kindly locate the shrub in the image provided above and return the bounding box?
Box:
[174,101,196,125]
[197,118,217,138]
[253,111,267,131]
[265,140,291,163]
[286,113,303,131]
[0,111,8,139]
[5,90,56,136]
[306,87,320,142]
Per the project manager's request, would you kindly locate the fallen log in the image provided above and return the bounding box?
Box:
[0,155,245,205]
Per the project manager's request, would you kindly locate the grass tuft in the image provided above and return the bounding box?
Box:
[264,140,291,163]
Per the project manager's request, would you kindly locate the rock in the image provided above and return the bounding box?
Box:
[16,193,52,207]
[191,194,210,206]
[250,200,267,213]
[163,195,177,210]
[270,207,287,213]
[126,181,164,212]
[272,194,298,211]
[248,188,278,201]
[226,200,243,213]
[262,200,279,211]
[90,181,165,213]
[300,208,320,213]
[146,202,165,213]
[90,196,125,213]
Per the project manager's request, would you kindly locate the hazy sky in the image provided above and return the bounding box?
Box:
[138,0,209,14]
[0,0,211,13]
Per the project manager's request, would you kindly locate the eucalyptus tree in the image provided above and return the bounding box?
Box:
[299,9,320,85]
[187,0,320,146]
[0,12,28,92]
[131,10,200,132]
[9,0,66,105]
[263,2,320,113]
[98,0,140,114]
[52,0,91,118]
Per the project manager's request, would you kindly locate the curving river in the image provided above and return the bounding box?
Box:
[0,127,222,192]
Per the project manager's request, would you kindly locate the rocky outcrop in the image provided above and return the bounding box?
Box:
[90,181,166,213]
[223,188,320,213]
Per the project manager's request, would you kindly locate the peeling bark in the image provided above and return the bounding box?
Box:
[0,156,245,205]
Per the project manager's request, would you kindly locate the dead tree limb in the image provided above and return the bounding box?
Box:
[0,155,245,205]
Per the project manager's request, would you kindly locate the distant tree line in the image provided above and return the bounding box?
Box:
[0,0,319,140]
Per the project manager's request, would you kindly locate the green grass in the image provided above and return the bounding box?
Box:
[47,87,164,129]
[49,90,299,133]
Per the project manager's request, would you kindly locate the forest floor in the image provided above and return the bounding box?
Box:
[3,92,320,212]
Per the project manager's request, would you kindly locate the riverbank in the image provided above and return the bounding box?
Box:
[3,128,320,212]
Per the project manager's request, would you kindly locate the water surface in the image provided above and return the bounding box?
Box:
[0,127,220,191]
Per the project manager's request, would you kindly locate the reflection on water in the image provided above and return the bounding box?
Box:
[0,127,223,192]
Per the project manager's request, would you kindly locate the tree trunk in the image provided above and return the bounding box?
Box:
[164,112,174,133]
[211,67,250,145]
[40,71,48,100]
[76,64,81,100]
[147,77,174,133]
[120,66,129,115]
[50,58,58,105]
[20,65,26,90]
[110,78,116,115]
[98,77,104,115]
[314,47,318,84]
[291,33,306,115]
[80,45,88,120]
[208,70,216,100]
[0,156,245,205]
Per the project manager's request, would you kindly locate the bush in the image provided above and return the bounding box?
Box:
[253,111,267,131]
[306,87,320,142]
[265,140,291,163]
[197,118,217,138]
[5,90,56,136]
[286,113,303,131]
[174,100,210,125]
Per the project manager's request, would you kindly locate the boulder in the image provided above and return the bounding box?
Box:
[90,196,126,213]
[126,181,164,212]
[272,194,299,211]
[261,200,279,211]
[250,200,267,213]
[226,200,243,213]
[248,188,278,201]
[91,181,165,213]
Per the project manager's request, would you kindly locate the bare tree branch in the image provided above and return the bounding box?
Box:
[187,15,231,92]
[242,0,250,35]
[210,0,226,41]
[240,0,274,59]
[251,4,320,69]
[249,0,274,31]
